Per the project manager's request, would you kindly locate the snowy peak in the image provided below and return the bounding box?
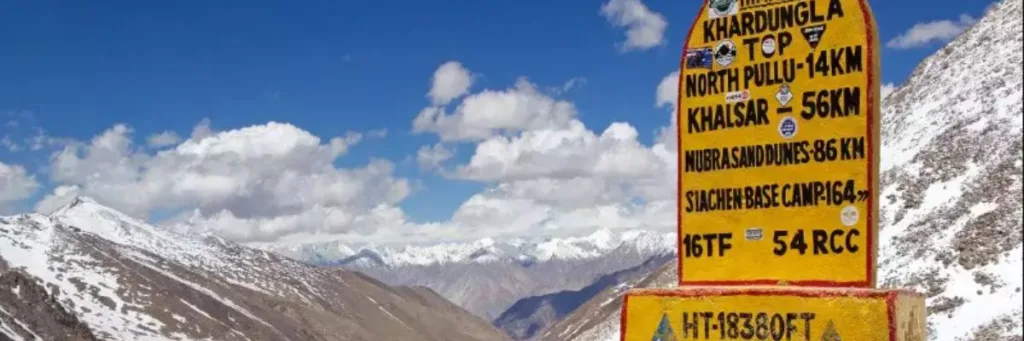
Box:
[265,228,676,268]
[1,198,511,341]
[48,196,155,246]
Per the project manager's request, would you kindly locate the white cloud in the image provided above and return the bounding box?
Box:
[413,67,578,141]
[34,185,81,215]
[600,0,668,52]
[417,143,455,170]
[410,62,679,239]
[881,83,898,101]
[18,62,682,246]
[147,131,182,148]
[0,161,39,213]
[654,70,680,151]
[40,119,411,243]
[428,61,475,106]
[453,121,669,185]
[655,70,679,111]
[886,13,977,49]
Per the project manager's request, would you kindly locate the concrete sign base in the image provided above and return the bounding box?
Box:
[620,286,925,341]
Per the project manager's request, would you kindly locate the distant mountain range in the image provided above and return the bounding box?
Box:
[0,197,510,341]
[264,228,676,323]
[264,228,676,269]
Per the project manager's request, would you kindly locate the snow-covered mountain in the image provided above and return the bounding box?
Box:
[262,228,676,321]
[264,228,675,269]
[0,197,510,341]
[535,1,1024,340]
[263,228,674,321]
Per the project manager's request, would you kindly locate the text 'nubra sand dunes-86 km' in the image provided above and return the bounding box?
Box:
[0,0,1021,340]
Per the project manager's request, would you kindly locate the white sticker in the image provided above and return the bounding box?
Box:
[778,116,798,139]
[841,205,859,226]
[775,83,794,107]
[745,227,763,241]
[725,90,750,103]
[762,36,777,56]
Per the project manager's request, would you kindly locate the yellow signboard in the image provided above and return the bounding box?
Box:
[621,287,925,341]
[676,0,882,286]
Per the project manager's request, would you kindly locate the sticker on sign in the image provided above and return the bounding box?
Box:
[676,0,882,287]
[620,287,925,341]
[724,90,750,103]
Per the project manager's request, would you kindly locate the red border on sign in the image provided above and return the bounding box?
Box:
[676,0,880,288]
[885,293,898,341]
[619,288,921,341]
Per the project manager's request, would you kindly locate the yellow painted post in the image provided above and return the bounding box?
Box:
[620,0,927,340]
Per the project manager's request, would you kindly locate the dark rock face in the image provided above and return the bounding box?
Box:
[494,254,673,340]
[0,258,99,341]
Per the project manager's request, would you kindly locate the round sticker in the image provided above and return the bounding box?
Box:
[840,205,859,226]
[709,0,738,17]
[778,116,798,139]
[762,36,776,56]
[714,40,737,67]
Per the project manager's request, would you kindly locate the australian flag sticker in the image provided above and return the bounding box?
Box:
[651,313,678,341]
[685,47,713,70]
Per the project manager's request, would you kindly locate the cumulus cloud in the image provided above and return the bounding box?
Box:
[413,65,578,141]
[147,131,182,148]
[654,70,680,150]
[655,70,679,111]
[21,61,681,246]
[40,119,411,243]
[417,143,455,170]
[453,121,669,184]
[409,61,678,239]
[600,0,668,52]
[0,161,40,213]
[34,185,81,214]
[428,61,475,106]
[886,14,977,49]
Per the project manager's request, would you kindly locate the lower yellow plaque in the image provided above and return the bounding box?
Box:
[621,286,925,341]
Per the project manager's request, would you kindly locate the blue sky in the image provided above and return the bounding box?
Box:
[0,0,996,243]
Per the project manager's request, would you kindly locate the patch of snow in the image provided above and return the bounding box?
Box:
[0,217,172,341]
[929,247,1023,339]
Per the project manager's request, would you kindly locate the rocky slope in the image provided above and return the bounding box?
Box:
[494,254,673,340]
[0,197,510,341]
[266,229,675,320]
[533,0,1024,340]
[537,259,677,341]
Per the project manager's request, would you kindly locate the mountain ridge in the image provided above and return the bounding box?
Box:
[494,254,674,340]
[263,227,676,269]
[0,196,511,341]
